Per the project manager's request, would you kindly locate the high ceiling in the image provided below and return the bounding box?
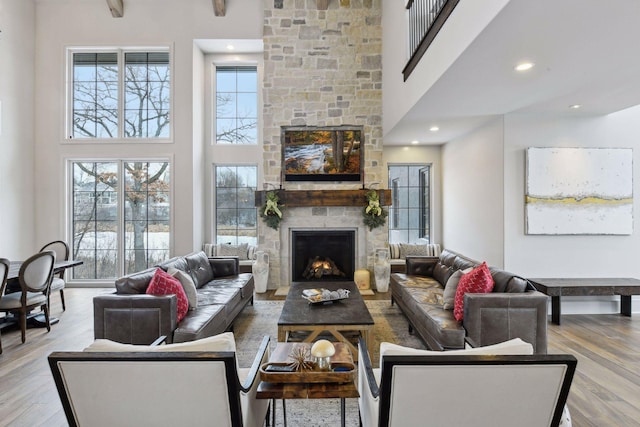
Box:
[383,0,640,145]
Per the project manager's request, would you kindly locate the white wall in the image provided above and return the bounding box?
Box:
[441,117,505,267]
[383,145,443,245]
[381,0,510,138]
[504,109,640,313]
[32,0,262,262]
[0,0,36,259]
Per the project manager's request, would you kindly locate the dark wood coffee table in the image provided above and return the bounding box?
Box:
[277,281,374,359]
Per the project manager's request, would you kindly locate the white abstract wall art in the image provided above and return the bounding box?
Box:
[526,147,633,235]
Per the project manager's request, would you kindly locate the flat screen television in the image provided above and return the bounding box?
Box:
[282,125,363,182]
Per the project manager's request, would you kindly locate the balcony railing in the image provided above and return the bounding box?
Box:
[403,0,460,81]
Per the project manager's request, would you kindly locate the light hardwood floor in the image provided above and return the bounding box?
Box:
[0,288,639,426]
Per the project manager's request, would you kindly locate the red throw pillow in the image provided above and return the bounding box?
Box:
[453,262,494,321]
[146,268,189,322]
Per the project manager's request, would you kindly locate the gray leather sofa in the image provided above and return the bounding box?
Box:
[390,249,548,353]
[93,251,254,344]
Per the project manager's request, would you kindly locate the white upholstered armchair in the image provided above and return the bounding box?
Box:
[48,333,270,427]
[357,338,576,427]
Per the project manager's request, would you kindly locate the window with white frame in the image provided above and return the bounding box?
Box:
[215,165,257,246]
[71,160,171,280]
[70,49,170,140]
[215,66,257,144]
[388,164,431,244]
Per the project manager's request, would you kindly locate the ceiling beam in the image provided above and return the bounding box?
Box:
[213,0,226,16]
[106,0,124,18]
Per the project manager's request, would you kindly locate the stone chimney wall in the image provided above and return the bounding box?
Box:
[262,0,384,288]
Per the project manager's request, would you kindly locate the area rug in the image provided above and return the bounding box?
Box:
[233,300,426,427]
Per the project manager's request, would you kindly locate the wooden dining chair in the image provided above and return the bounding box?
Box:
[0,258,10,354]
[40,240,70,310]
[0,251,56,344]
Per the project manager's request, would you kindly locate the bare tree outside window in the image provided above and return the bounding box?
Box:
[215,165,257,246]
[70,50,172,279]
[216,66,257,144]
[72,51,170,139]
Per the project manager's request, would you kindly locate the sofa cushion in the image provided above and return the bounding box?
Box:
[432,262,452,286]
[442,267,473,310]
[115,267,157,294]
[168,267,198,310]
[173,304,227,343]
[409,301,466,349]
[185,251,215,288]
[454,262,494,321]
[155,256,189,273]
[84,331,236,352]
[146,268,189,322]
[218,243,249,259]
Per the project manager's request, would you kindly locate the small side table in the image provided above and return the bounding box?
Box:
[256,342,359,427]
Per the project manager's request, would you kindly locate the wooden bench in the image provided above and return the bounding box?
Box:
[528,277,640,325]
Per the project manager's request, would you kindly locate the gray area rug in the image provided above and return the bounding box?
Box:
[234,300,426,427]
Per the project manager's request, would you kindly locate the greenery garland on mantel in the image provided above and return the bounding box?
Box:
[260,191,283,230]
[362,189,388,231]
[258,188,388,231]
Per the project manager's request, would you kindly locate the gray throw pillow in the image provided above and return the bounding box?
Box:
[442,267,473,310]
[218,243,249,260]
[168,267,198,310]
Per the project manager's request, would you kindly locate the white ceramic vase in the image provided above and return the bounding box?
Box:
[373,248,391,292]
[252,251,269,293]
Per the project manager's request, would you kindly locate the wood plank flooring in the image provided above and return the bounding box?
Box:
[0,288,639,426]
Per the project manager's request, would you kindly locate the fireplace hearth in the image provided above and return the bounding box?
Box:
[291,229,355,282]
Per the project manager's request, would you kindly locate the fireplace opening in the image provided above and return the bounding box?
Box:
[291,230,355,282]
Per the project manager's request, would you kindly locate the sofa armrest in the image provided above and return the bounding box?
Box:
[463,291,549,354]
[208,256,240,277]
[93,294,178,344]
[238,335,270,427]
[405,256,439,276]
[358,337,380,427]
[239,335,270,392]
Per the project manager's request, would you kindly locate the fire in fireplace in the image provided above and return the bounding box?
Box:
[291,229,355,282]
[302,256,346,280]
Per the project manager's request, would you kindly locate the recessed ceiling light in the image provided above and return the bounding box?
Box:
[429,126,439,132]
[411,140,419,145]
[226,44,235,50]
[569,104,581,109]
[514,62,535,72]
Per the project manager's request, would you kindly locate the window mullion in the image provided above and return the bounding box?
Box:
[117,160,125,276]
[118,49,125,140]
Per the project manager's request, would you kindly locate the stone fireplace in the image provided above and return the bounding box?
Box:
[291,229,355,282]
[261,1,384,290]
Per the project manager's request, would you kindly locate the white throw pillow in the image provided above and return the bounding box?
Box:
[379,338,533,368]
[84,332,236,353]
[442,267,473,310]
[168,267,198,309]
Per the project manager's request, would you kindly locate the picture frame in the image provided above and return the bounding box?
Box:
[281,125,363,182]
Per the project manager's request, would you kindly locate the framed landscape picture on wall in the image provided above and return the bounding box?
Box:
[525,147,633,235]
[281,125,363,182]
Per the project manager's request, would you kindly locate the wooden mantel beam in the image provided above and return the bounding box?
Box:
[213,0,226,16]
[106,0,123,18]
[254,189,392,208]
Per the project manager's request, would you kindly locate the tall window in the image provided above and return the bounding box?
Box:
[388,164,431,244]
[215,165,257,245]
[215,66,257,144]
[71,161,171,280]
[70,49,170,140]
